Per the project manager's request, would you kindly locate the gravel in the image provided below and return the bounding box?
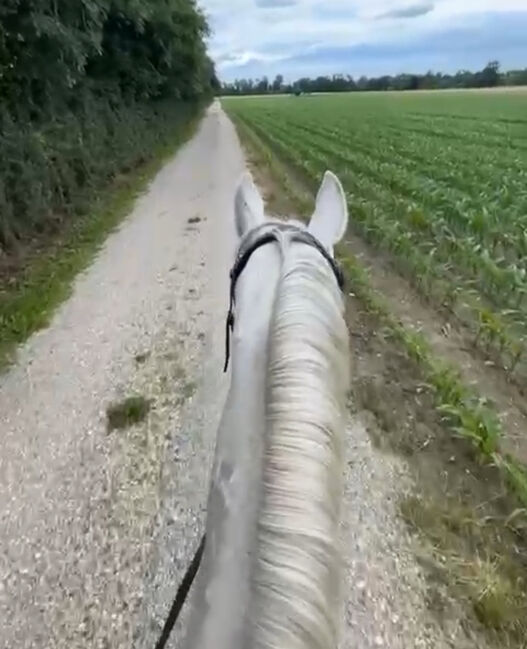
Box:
[341,412,490,649]
[0,103,487,649]
[0,102,240,649]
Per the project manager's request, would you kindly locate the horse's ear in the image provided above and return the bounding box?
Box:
[308,171,348,249]
[235,172,264,237]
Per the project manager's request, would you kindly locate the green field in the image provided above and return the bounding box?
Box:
[223,91,527,379]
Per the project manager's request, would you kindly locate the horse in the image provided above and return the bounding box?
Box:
[183,170,350,649]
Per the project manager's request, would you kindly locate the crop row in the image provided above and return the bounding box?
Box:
[241,113,527,316]
[226,101,527,379]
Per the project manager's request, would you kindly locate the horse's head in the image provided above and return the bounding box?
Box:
[227,171,348,371]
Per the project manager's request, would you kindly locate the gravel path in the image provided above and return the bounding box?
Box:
[0,102,240,648]
[0,103,480,649]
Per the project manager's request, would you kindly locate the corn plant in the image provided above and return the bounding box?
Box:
[225,92,527,381]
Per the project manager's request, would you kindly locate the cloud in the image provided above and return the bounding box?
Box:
[376,2,434,19]
[255,0,297,7]
[217,50,289,67]
[200,0,527,80]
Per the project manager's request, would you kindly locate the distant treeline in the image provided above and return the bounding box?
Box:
[0,0,218,250]
[221,61,527,96]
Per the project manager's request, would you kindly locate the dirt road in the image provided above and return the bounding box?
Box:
[0,102,240,648]
[0,103,488,649]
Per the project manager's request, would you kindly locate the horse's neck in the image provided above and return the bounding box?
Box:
[184,244,347,649]
[184,248,281,649]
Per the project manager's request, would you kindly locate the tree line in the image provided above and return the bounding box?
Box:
[221,61,527,96]
[0,0,217,250]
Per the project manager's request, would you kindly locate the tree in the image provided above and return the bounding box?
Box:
[0,0,107,113]
[220,60,527,97]
[477,60,500,88]
[255,76,269,94]
[272,74,283,92]
[0,0,215,248]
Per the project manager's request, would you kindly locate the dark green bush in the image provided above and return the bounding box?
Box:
[0,97,197,246]
[0,0,217,250]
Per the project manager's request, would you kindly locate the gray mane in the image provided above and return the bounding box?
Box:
[249,239,349,649]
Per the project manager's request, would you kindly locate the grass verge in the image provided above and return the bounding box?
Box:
[0,111,203,369]
[400,494,527,639]
[341,254,527,507]
[345,271,527,642]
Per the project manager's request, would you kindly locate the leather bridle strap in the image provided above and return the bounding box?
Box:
[224,231,276,372]
[224,225,344,372]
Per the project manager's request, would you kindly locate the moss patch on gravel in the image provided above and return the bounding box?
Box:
[107,396,151,432]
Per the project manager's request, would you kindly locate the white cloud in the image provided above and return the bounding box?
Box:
[218,51,290,67]
[199,0,527,78]
[255,0,298,7]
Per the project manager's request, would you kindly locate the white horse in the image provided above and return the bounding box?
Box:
[184,170,350,649]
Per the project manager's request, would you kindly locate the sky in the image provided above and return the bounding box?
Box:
[199,0,527,81]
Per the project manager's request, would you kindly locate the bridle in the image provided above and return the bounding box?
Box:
[156,222,344,649]
[224,222,345,372]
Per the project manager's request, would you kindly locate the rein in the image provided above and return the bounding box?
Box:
[156,223,344,648]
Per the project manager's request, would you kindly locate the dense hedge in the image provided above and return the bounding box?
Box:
[0,0,217,250]
[0,96,198,246]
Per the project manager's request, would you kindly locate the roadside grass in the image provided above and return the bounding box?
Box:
[342,254,527,507]
[401,495,527,638]
[0,113,202,370]
[344,256,527,643]
[231,113,527,645]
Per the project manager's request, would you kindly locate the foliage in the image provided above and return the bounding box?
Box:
[221,61,527,96]
[0,0,215,249]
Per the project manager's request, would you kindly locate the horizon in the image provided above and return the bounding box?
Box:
[219,62,524,86]
[200,1,527,83]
